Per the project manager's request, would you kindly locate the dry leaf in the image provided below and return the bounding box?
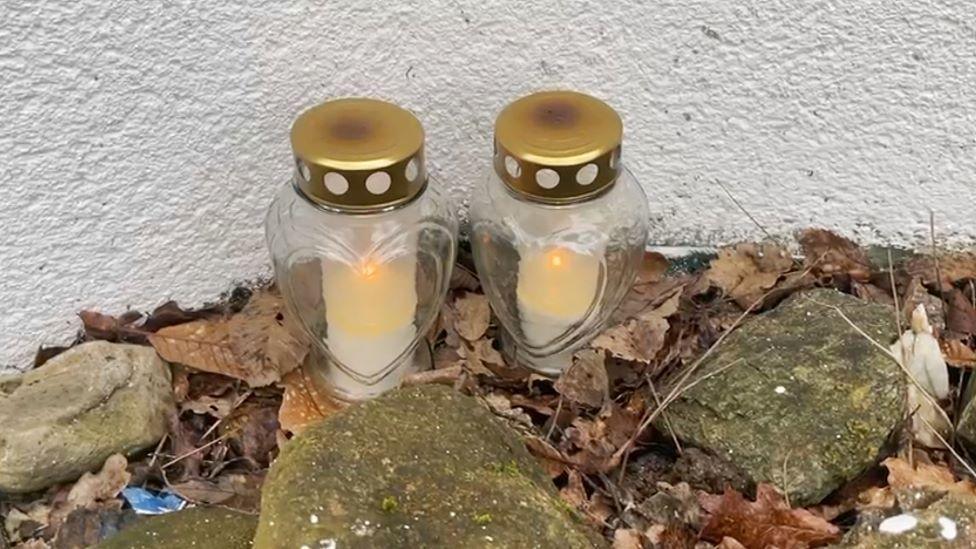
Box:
[150,290,308,387]
[883,457,976,496]
[65,455,130,510]
[946,288,976,335]
[638,251,670,284]
[453,292,491,341]
[611,528,644,549]
[797,228,871,282]
[554,350,609,408]
[698,484,841,548]
[941,338,976,368]
[593,290,681,363]
[278,366,342,435]
[716,537,747,549]
[706,243,794,307]
[906,252,976,288]
[901,277,945,333]
[560,469,588,509]
[170,473,263,513]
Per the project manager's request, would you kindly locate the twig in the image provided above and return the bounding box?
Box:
[546,396,563,441]
[147,433,169,469]
[162,434,229,470]
[781,448,794,508]
[647,374,683,455]
[199,389,252,442]
[916,413,976,480]
[930,211,948,326]
[888,249,903,335]
[715,179,774,241]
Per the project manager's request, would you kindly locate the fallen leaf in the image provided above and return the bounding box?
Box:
[611,528,644,549]
[220,395,281,467]
[716,537,747,549]
[941,338,976,368]
[149,290,308,387]
[901,277,945,333]
[65,455,130,510]
[883,457,976,496]
[453,292,491,341]
[906,252,976,288]
[637,251,670,284]
[797,228,871,282]
[560,469,588,509]
[706,243,794,308]
[170,473,264,513]
[698,484,841,548]
[78,311,146,344]
[554,350,609,408]
[278,366,342,435]
[946,288,976,335]
[402,365,464,387]
[593,290,681,363]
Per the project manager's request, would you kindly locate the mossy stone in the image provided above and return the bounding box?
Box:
[254,384,604,548]
[838,494,976,548]
[662,289,904,505]
[96,507,257,548]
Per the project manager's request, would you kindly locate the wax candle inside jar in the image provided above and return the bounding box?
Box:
[321,251,418,398]
[516,245,602,372]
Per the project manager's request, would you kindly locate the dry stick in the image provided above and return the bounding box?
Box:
[162,434,230,470]
[888,249,904,335]
[198,389,252,443]
[147,433,169,470]
[647,374,683,455]
[781,448,795,508]
[715,179,775,241]
[930,211,949,326]
[916,413,976,480]
[806,298,954,429]
[546,396,563,441]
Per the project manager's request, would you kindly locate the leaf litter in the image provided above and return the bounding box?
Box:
[9,230,976,548]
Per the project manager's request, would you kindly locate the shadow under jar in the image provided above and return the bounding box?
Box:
[266,98,457,402]
[470,90,649,376]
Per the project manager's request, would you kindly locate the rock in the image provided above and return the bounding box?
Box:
[254,384,604,548]
[96,506,257,548]
[0,341,175,493]
[838,494,976,548]
[662,289,904,505]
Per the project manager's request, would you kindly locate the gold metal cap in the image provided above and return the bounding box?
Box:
[494,90,623,204]
[291,98,427,212]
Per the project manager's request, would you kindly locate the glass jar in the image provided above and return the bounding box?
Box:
[470,91,649,375]
[266,98,457,401]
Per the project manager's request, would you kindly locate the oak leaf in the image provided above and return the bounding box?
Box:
[882,457,976,496]
[554,350,609,408]
[592,290,681,363]
[707,243,794,308]
[453,292,491,342]
[149,291,307,387]
[698,484,841,548]
[797,228,871,282]
[278,366,342,435]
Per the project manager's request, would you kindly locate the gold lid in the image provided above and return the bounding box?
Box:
[291,98,427,212]
[494,90,623,204]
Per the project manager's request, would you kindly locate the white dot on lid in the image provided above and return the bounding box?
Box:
[535,168,559,189]
[405,158,419,182]
[323,172,348,195]
[366,171,392,195]
[504,156,521,178]
[296,159,310,181]
[576,163,598,185]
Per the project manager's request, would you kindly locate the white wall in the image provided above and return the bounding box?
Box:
[1,0,975,370]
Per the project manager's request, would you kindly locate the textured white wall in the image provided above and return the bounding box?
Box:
[1,0,975,369]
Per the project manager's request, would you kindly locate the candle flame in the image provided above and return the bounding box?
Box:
[360,260,380,279]
[547,250,565,269]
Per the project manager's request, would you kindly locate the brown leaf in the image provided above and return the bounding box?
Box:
[220,396,281,467]
[797,228,871,282]
[883,457,976,496]
[716,538,747,549]
[453,292,491,341]
[554,350,609,408]
[593,290,681,363]
[65,455,130,510]
[906,252,976,288]
[637,251,670,284]
[278,366,342,435]
[78,310,146,344]
[611,528,644,549]
[560,469,588,509]
[141,300,220,332]
[901,277,945,333]
[170,473,263,513]
[941,338,976,369]
[698,484,841,548]
[706,243,794,307]
[946,288,976,335]
[149,290,308,387]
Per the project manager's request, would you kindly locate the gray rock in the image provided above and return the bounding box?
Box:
[254,384,604,548]
[838,493,976,548]
[662,289,904,505]
[96,506,257,548]
[0,341,175,493]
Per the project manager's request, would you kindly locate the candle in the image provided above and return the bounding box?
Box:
[321,251,418,398]
[516,244,603,372]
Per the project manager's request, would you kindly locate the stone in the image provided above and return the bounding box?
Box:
[0,341,175,493]
[662,288,905,505]
[96,506,257,548]
[838,494,976,548]
[254,384,604,548]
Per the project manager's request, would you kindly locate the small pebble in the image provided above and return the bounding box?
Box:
[939,516,958,540]
[879,514,918,535]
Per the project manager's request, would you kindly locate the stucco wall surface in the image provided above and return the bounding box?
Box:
[1,0,975,369]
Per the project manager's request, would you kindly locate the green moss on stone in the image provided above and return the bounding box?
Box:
[253,385,605,548]
[96,507,257,549]
[661,289,905,505]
